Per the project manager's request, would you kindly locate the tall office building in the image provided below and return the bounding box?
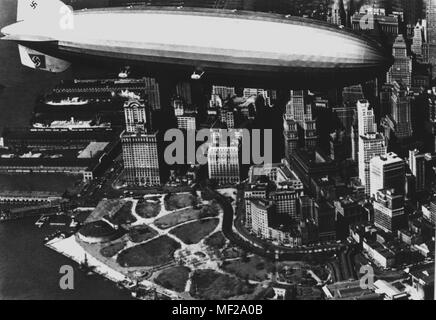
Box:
[401,0,420,25]
[380,84,393,117]
[303,118,318,149]
[243,88,275,107]
[121,99,161,186]
[286,90,306,124]
[329,0,345,26]
[283,115,299,159]
[333,105,355,134]
[374,189,406,233]
[143,77,161,111]
[123,100,148,133]
[175,81,192,105]
[357,99,377,136]
[351,121,359,161]
[220,108,235,128]
[352,9,400,37]
[342,84,364,106]
[121,133,160,186]
[390,81,413,139]
[359,133,387,195]
[412,22,425,56]
[369,153,406,198]
[212,85,236,100]
[173,98,185,117]
[387,35,413,87]
[409,149,427,192]
[424,0,436,77]
[208,130,241,185]
[177,116,196,131]
[209,93,223,109]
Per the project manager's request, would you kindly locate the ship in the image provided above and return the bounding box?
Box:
[33,117,111,130]
[44,97,89,106]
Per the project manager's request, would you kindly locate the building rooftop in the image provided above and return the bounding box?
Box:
[324,280,381,300]
[77,142,109,159]
[365,240,396,260]
[408,263,435,285]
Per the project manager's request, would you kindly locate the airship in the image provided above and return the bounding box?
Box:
[1,0,393,88]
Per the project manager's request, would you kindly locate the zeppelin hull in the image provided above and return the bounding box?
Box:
[3,6,393,88]
[55,43,388,89]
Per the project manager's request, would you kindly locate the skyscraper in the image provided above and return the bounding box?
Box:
[359,133,387,195]
[121,99,161,186]
[208,130,241,185]
[390,81,413,139]
[177,116,196,131]
[143,77,161,111]
[283,115,299,159]
[303,118,318,149]
[357,99,387,194]
[357,99,377,136]
[412,22,425,57]
[329,0,345,26]
[123,100,148,133]
[387,35,413,87]
[369,153,406,198]
[425,0,436,77]
[243,88,276,107]
[374,189,406,233]
[286,90,306,124]
[409,149,427,192]
[220,108,235,128]
[212,85,236,101]
[175,81,192,106]
[342,84,364,106]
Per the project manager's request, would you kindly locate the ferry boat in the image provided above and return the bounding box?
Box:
[45,97,89,106]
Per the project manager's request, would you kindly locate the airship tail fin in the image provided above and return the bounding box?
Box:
[17,0,69,22]
[18,44,71,73]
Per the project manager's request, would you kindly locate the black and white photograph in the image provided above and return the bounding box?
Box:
[0,0,435,306]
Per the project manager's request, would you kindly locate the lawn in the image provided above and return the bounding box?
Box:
[222,247,245,260]
[79,220,120,239]
[108,201,137,225]
[222,255,275,282]
[128,225,159,243]
[154,266,191,292]
[154,204,219,229]
[100,241,127,258]
[117,236,181,268]
[135,198,161,218]
[205,232,227,250]
[170,219,220,245]
[164,193,196,211]
[190,269,255,300]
